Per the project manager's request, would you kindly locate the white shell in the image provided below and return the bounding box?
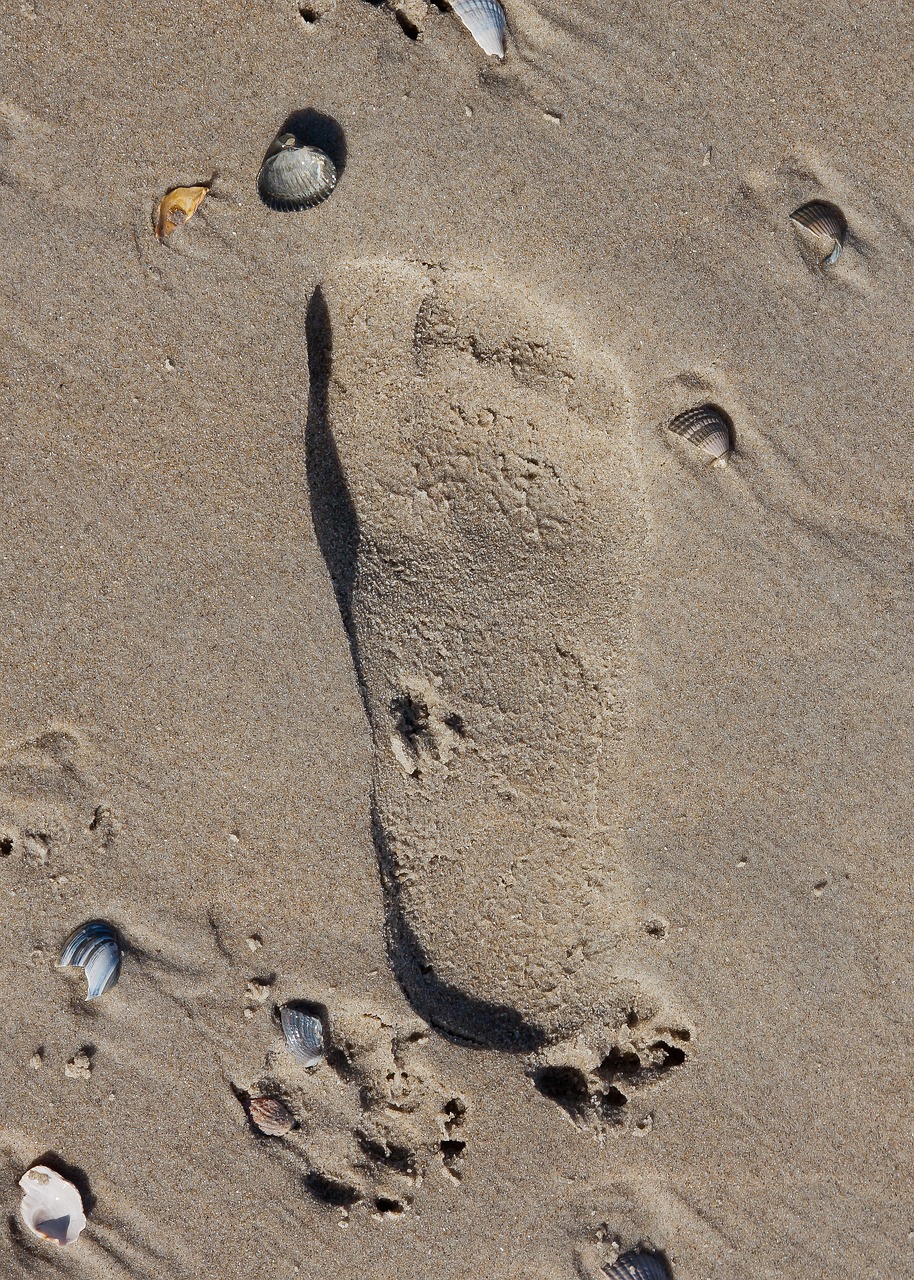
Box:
[59,919,122,999]
[18,1166,86,1247]
[280,1002,326,1067]
[604,1251,670,1280]
[449,0,505,56]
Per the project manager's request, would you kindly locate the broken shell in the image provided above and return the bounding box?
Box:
[449,0,505,56]
[604,1250,670,1280]
[155,184,209,240]
[248,1095,295,1136]
[790,199,847,266]
[18,1166,86,1247]
[59,920,122,1000]
[258,133,337,211]
[667,405,732,465]
[280,1001,327,1067]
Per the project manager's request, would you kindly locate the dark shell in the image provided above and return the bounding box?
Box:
[603,1250,671,1280]
[667,404,732,464]
[59,919,122,999]
[790,200,847,265]
[280,1000,327,1067]
[258,132,337,211]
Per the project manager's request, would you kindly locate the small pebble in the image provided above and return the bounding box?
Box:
[65,1052,92,1081]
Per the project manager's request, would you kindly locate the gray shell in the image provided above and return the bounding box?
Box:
[59,919,122,999]
[258,133,337,211]
[280,1001,327,1067]
[668,405,732,464]
[790,200,847,265]
[604,1250,671,1280]
[449,0,506,56]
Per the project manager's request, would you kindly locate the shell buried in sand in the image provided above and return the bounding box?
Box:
[58,919,122,1000]
[248,1096,295,1137]
[257,133,337,211]
[280,1001,327,1067]
[18,1166,87,1247]
[449,0,506,57]
[667,404,732,466]
[790,199,847,266]
[603,1250,671,1280]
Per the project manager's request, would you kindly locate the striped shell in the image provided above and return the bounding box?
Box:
[248,1095,295,1136]
[258,133,337,211]
[668,405,732,465]
[449,0,505,56]
[604,1250,670,1280]
[19,1166,87,1247]
[59,919,122,1000]
[790,200,847,266]
[280,1001,327,1067]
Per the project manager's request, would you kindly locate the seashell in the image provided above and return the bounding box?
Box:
[155,184,209,240]
[790,200,847,266]
[18,1165,87,1247]
[258,133,337,211]
[280,1000,327,1067]
[58,919,122,1000]
[248,1095,295,1136]
[448,0,506,57]
[667,405,732,466]
[604,1249,671,1280]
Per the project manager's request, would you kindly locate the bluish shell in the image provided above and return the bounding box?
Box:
[258,135,337,211]
[603,1250,671,1280]
[59,919,122,999]
[280,1001,327,1066]
[449,0,505,56]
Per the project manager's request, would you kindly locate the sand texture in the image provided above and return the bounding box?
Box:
[1,0,913,1276]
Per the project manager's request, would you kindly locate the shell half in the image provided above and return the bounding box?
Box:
[603,1250,671,1280]
[248,1095,295,1136]
[280,1001,327,1067]
[449,0,506,56]
[19,1166,86,1247]
[790,200,847,266]
[59,919,122,1000]
[258,133,337,211]
[667,405,732,465]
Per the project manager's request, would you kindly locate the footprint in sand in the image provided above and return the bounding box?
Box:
[306,259,691,1120]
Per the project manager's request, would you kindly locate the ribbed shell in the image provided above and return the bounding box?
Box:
[59,919,122,999]
[258,135,337,211]
[603,1250,670,1280]
[668,405,732,464]
[790,200,847,265]
[19,1166,87,1247]
[248,1095,295,1136]
[280,1001,327,1067]
[449,0,506,56]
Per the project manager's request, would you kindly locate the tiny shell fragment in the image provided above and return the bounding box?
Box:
[19,1165,87,1247]
[248,1095,295,1136]
[155,184,209,240]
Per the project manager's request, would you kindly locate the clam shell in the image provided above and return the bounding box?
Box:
[449,0,505,56]
[667,405,732,465]
[19,1165,86,1247]
[59,919,122,999]
[258,133,337,211]
[280,1001,327,1067]
[248,1095,295,1137]
[790,200,847,266]
[604,1250,670,1280]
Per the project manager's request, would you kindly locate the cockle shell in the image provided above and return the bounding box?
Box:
[18,1166,86,1247]
[258,133,337,211]
[449,0,505,56]
[248,1095,295,1136]
[59,919,122,999]
[667,405,732,465]
[604,1250,670,1280]
[280,1001,327,1067]
[790,199,847,266]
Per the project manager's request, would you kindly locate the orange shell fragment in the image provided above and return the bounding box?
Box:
[155,184,209,240]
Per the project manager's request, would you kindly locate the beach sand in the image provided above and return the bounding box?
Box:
[1,0,912,1275]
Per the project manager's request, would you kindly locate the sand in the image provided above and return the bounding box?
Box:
[1,0,912,1276]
